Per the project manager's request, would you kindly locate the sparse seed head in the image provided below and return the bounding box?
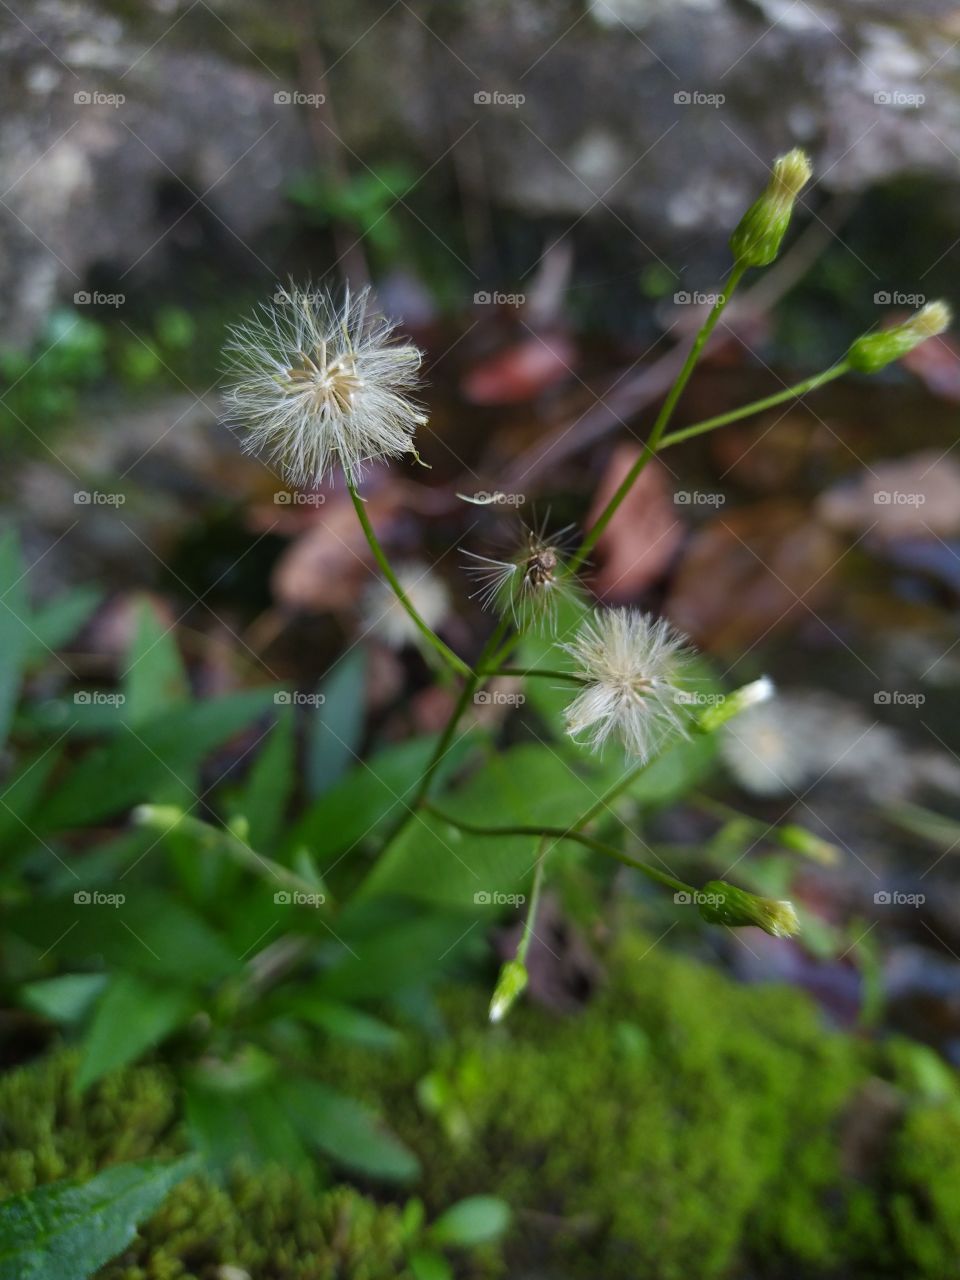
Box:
[464,520,578,634]
[222,284,427,486]
[848,300,952,373]
[559,608,692,760]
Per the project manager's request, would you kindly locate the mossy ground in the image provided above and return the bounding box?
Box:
[3,936,960,1278]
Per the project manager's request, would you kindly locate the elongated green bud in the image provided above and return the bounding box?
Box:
[697,880,800,937]
[775,823,839,865]
[488,958,528,1024]
[730,149,812,268]
[698,675,773,733]
[847,301,952,373]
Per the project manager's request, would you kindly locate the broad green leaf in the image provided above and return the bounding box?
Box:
[288,736,440,865]
[278,1077,420,1182]
[241,709,294,852]
[0,530,30,752]
[19,974,107,1025]
[0,1156,196,1280]
[26,588,101,665]
[8,889,238,985]
[186,1078,307,1171]
[315,911,482,1000]
[76,973,196,1090]
[122,599,189,726]
[0,748,62,851]
[410,1251,454,1280]
[40,689,277,829]
[360,743,614,906]
[306,649,366,797]
[429,1196,511,1246]
[278,994,402,1050]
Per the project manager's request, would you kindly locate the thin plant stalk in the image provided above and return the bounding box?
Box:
[347,480,472,679]
[570,263,747,571]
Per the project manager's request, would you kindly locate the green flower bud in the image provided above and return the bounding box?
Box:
[730,148,813,268]
[698,675,774,733]
[847,301,952,373]
[488,958,528,1024]
[697,880,800,938]
[775,823,839,865]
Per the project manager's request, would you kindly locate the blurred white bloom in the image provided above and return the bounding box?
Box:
[719,697,808,796]
[463,520,578,632]
[363,561,450,650]
[222,284,427,486]
[559,608,692,760]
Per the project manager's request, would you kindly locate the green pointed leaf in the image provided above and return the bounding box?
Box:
[76,973,196,1090]
[26,588,101,666]
[122,599,189,726]
[306,649,367,797]
[0,530,30,751]
[278,1077,420,1182]
[0,1156,196,1280]
[241,708,294,852]
[19,974,107,1025]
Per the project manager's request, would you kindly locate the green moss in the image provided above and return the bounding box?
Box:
[320,935,960,1280]
[0,1052,417,1280]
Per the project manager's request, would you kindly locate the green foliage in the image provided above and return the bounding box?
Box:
[0,1052,506,1280]
[315,935,960,1280]
[0,1158,196,1280]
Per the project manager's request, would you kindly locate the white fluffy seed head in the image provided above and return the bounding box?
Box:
[222,284,428,486]
[559,608,693,760]
[362,561,451,650]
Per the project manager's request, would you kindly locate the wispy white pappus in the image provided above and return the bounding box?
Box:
[222,284,427,486]
[560,608,692,760]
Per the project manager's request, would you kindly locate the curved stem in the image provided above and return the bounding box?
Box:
[347,480,472,679]
[517,838,549,965]
[657,361,850,449]
[570,263,746,572]
[492,666,585,683]
[424,803,692,897]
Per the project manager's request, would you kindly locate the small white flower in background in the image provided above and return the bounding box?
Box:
[222,284,427,486]
[463,520,578,632]
[559,608,692,760]
[363,561,451,650]
[718,697,808,796]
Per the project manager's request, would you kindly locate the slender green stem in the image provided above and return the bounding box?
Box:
[347,480,472,679]
[493,666,585,682]
[657,361,850,449]
[517,838,549,965]
[424,804,692,897]
[570,263,747,572]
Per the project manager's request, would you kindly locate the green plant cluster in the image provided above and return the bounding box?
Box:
[0,1053,427,1280]
[317,935,960,1280]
